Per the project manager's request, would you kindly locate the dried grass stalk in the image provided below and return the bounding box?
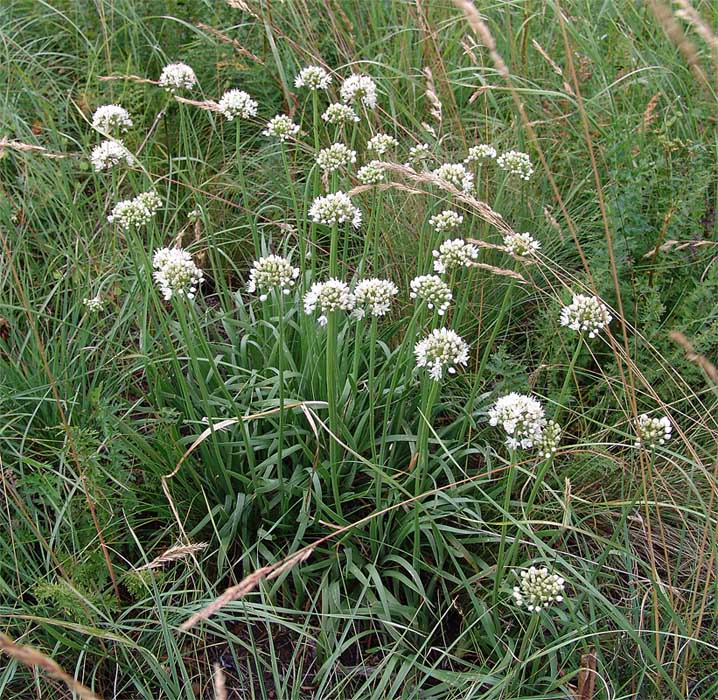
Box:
[135,542,209,571]
[670,331,718,384]
[0,138,69,159]
[213,663,228,700]
[423,66,443,124]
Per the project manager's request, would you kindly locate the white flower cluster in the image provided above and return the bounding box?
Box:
[410,275,452,315]
[406,143,431,169]
[489,393,546,450]
[353,278,398,318]
[414,328,469,381]
[309,192,362,228]
[432,162,474,192]
[496,150,534,180]
[316,142,357,173]
[83,296,104,312]
[635,414,672,449]
[340,74,377,109]
[429,209,464,233]
[91,139,134,172]
[322,103,359,126]
[465,144,496,162]
[304,278,355,326]
[432,238,479,274]
[560,294,612,338]
[367,132,398,155]
[152,247,203,301]
[263,114,299,141]
[512,566,566,612]
[218,89,258,121]
[108,191,162,230]
[159,62,197,93]
[295,65,332,90]
[247,254,300,301]
[91,105,133,135]
[357,160,386,184]
[504,231,540,257]
[537,420,562,459]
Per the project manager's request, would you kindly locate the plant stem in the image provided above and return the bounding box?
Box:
[493,448,518,606]
[326,311,342,515]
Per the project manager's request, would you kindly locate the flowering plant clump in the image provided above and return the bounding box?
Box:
[90,139,134,172]
[218,89,258,121]
[496,150,534,180]
[91,105,133,135]
[414,328,469,381]
[409,275,452,315]
[340,74,377,109]
[309,192,362,228]
[357,160,386,184]
[353,278,398,318]
[635,414,673,449]
[262,114,300,141]
[465,144,497,162]
[406,143,431,169]
[504,231,540,257]
[158,62,197,93]
[316,142,357,173]
[294,65,332,90]
[152,247,204,301]
[83,296,104,312]
[537,420,562,459]
[560,294,612,338]
[247,255,300,301]
[432,162,474,192]
[367,132,398,156]
[322,103,359,126]
[303,279,355,326]
[108,191,162,230]
[429,209,463,233]
[489,393,546,450]
[512,566,566,612]
[432,238,479,274]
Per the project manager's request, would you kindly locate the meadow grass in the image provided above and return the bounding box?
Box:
[1,0,718,698]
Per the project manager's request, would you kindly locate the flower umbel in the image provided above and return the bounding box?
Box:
[247,255,300,301]
[429,210,464,233]
[158,62,197,93]
[353,278,398,318]
[504,231,540,257]
[295,65,332,90]
[432,238,479,274]
[635,414,672,449]
[357,160,386,184]
[316,142,357,173]
[83,296,104,312]
[218,89,258,121]
[414,328,469,381]
[560,294,612,338]
[410,275,452,315]
[91,140,134,172]
[537,420,562,459]
[262,114,300,141]
[322,103,359,126]
[309,192,362,228]
[496,150,534,180]
[91,105,133,135]
[303,279,355,326]
[340,74,378,109]
[406,143,431,169]
[152,247,204,301]
[512,566,566,612]
[432,162,474,192]
[465,144,497,162]
[108,191,162,230]
[489,393,546,450]
[367,133,398,156]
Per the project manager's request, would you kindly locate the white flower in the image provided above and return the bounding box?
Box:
[465,144,497,162]
[91,105,132,135]
[367,132,398,156]
[432,163,474,192]
[357,160,386,184]
[537,420,562,459]
[496,150,534,180]
[340,74,377,109]
[559,294,612,338]
[409,275,452,315]
[158,62,197,93]
[316,142,357,173]
[90,139,134,172]
[429,210,463,233]
[489,393,546,450]
[152,247,204,301]
[188,207,202,222]
[108,191,162,230]
[303,278,355,325]
[295,65,332,90]
[635,414,672,449]
[309,192,362,228]
[262,114,299,141]
[432,239,478,274]
[353,278,398,318]
[414,328,469,381]
[406,143,431,169]
[512,566,565,612]
[247,254,300,301]
[322,103,359,126]
[504,231,540,257]
[83,296,104,312]
[218,89,258,121]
